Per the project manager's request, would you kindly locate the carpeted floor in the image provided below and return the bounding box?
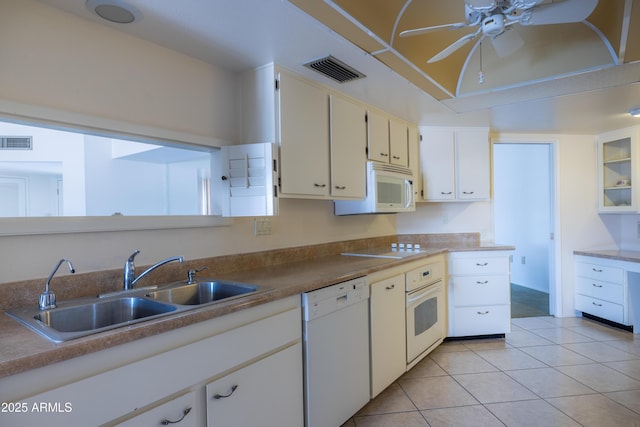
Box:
[511,283,550,318]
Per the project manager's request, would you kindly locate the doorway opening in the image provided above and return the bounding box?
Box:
[493,142,557,318]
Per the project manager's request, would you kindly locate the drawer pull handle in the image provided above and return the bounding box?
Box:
[476,262,488,266]
[440,191,453,195]
[592,302,603,307]
[386,284,395,290]
[477,311,490,315]
[161,407,192,425]
[214,384,238,400]
[462,191,474,194]
[592,283,603,288]
[334,185,346,190]
[476,280,489,284]
[592,268,603,273]
[314,183,327,188]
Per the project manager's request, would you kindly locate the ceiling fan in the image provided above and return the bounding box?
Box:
[399,0,599,63]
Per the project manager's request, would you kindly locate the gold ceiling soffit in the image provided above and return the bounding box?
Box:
[288,0,453,101]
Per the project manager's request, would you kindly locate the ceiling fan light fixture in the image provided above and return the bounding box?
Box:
[86,0,142,24]
[629,108,640,118]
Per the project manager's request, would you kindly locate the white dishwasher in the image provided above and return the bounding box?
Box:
[302,276,370,427]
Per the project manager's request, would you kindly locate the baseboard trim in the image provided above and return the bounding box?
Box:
[581,312,633,333]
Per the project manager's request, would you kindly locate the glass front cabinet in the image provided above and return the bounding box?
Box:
[598,127,640,213]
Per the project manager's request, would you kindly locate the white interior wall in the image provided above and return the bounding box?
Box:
[493,144,551,293]
[0,0,398,284]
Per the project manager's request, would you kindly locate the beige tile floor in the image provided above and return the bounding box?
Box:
[344,316,640,426]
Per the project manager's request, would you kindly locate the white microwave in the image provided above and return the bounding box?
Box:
[334,161,415,215]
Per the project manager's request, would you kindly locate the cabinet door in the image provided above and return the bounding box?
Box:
[456,129,490,200]
[389,118,409,167]
[206,343,303,427]
[370,274,406,398]
[421,128,455,200]
[330,95,367,198]
[367,110,390,163]
[115,391,198,427]
[597,127,639,213]
[277,72,330,197]
[408,125,421,199]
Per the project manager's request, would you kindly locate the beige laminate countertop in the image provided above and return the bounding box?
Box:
[574,249,640,263]
[0,244,513,379]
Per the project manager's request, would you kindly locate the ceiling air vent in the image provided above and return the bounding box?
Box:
[0,136,32,150]
[304,55,365,83]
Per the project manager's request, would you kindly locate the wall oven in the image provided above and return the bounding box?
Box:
[406,260,445,369]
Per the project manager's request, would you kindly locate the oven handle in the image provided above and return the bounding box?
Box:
[407,284,440,305]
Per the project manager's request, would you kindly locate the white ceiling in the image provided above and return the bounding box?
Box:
[36,0,640,134]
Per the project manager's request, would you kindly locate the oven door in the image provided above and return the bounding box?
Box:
[406,281,445,364]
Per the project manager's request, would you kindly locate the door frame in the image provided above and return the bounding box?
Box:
[491,136,561,316]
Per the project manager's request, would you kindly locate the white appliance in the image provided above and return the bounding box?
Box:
[334,161,415,215]
[405,261,445,368]
[302,277,370,427]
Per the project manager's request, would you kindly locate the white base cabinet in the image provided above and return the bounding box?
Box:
[0,297,303,427]
[369,274,406,398]
[574,255,631,327]
[447,251,511,337]
[206,344,302,427]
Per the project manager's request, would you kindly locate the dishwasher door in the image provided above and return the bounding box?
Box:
[302,277,370,427]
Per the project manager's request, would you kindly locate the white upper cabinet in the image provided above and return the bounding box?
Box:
[367,110,390,163]
[330,95,367,199]
[389,118,409,167]
[597,126,640,213]
[278,70,331,197]
[420,127,490,202]
[367,111,409,167]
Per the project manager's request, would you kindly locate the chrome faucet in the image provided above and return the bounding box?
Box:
[39,259,75,310]
[123,250,184,290]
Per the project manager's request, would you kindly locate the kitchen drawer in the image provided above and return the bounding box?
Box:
[451,275,510,306]
[449,255,509,275]
[450,305,510,337]
[575,293,625,325]
[575,262,624,284]
[575,276,624,304]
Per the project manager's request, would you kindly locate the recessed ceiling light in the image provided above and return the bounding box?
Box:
[86,0,142,24]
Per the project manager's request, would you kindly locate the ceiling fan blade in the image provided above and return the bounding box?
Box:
[490,27,525,58]
[399,22,467,38]
[520,0,598,26]
[428,29,483,63]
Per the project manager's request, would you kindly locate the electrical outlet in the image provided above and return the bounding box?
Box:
[254,217,272,236]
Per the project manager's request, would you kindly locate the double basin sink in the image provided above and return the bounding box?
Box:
[7,280,264,342]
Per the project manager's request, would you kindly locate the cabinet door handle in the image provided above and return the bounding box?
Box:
[476,262,488,266]
[462,191,474,194]
[392,155,400,160]
[592,283,603,288]
[592,268,603,273]
[213,384,238,400]
[161,407,192,425]
[380,153,389,157]
[592,302,603,307]
[386,284,395,290]
[477,311,490,315]
[334,185,346,190]
[313,183,327,188]
[476,280,489,284]
[440,191,452,195]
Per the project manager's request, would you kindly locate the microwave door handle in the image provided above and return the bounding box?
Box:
[404,180,413,208]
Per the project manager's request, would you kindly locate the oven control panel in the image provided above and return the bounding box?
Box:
[406,260,444,292]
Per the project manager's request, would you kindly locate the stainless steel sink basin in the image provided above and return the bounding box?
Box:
[34,297,176,332]
[6,280,265,342]
[7,297,176,342]
[146,281,260,305]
